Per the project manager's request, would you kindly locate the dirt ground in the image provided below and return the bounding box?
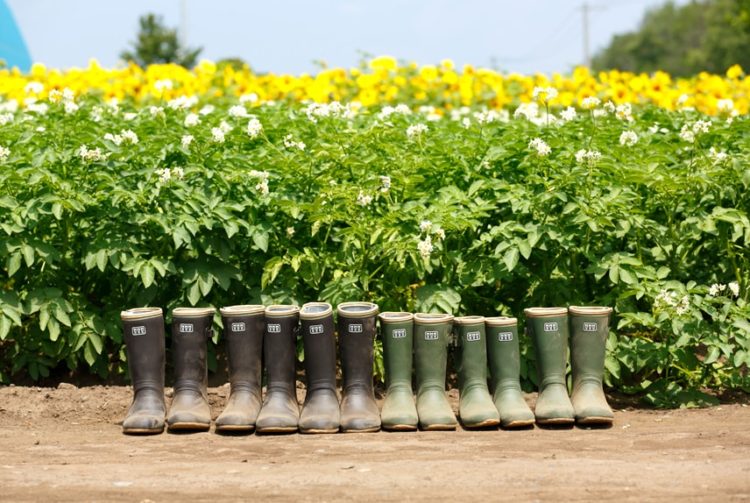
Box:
[1,385,749,502]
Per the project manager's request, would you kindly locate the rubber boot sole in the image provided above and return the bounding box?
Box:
[215,424,255,433]
[341,426,381,433]
[299,428,340,434]
[123,427,164,435]
[462,418,500,429]
[383,424,418,431]
[256,427,298,434]
[421,424,457,431]
[577,416,613,425]
[502,419,535,429]
[167,422,211,432]
[536,417,575,426]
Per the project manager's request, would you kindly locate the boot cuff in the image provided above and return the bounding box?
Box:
[337,302,379,318]
[379,311,413,323]
[121,307,163,320]
[454,315,485,325]
[485,316,517,326]
[569,306,612,316]
[220,304,264,316]
[265,304,300,317]
[414,312,453,324]
[172,307,216,317]
[300,302,333,319]
[524,307,568,318]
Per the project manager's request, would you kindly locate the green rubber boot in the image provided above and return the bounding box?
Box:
[454,316,500,428]
[379,312,418,431]
[167,307,215,432]
[485,316,535,428]
[569,306,615,425]
[414,313,458,430]
[525,307,575,425]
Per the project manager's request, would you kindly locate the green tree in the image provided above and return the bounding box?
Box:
[120,13,202,68]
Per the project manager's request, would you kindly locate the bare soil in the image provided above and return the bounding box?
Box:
[1,384,749,502]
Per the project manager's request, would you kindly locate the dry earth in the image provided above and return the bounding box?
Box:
[1,384,749,502]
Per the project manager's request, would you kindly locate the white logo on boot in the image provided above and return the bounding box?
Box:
[349,323,363,333]
[231,322,246,332]
[583,322,598,332]
[179,323,194,333]
[424,330,439,340]
[131,326,146,336]
[497,331,513,342]
[267,323,281,333]
[543,322,558,332]
[466,331,481,342]
[310,324,324,334]
[392,328,406,339]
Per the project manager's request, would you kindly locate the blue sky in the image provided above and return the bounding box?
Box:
[9,0,684,73]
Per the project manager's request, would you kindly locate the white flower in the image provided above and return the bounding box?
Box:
[729,281,740,297]
[120,129,138,144]
[0,113,14,125]
[107,98,120,113]
[249,170,269,181]
[581,96,601,110]
[575,149,602,165]
[528,137,551,157]
[693,120,711,135]
[419,220,433,233]
[172,167,185,179]
[560,107,577,122]
[24,81,44,95]
[228,104,248,118]
[708,283,726,296]
[0,145,10,162]
[395,104,412,115]
[717,99,734,114]
[199,104,215,115]
[474,110,502,124]
[406,123,428,139]
[211,127,226,143]
[0,99,18,113]
[604,101,616,114]
[104,133,122,146]
[36,126,45,132]
[615,103,633,122]
[514,102,540,121]
[218,120,233,133]
[357,191,373,207]
[380,175,391,193]
[679,125,695,143]
[181,135,194,149]
[26,103,48,115]
[532,86,558,102]
[157,168,171,184]
[677,94,689,106]
[592,109,607,118]
[283,134,306,151]
[167,95,198,110]
[78,145,108,162]
[417,236,434,259]
[286,227,295,237]
[153,79,173,92]
[434,228,445,240]
[246,118,263,138]
[674,295,690,315]
[149,106,165,117]
[619,131,638,147]
[708,147,729,164]
[240,93,258,104]
[461,117,472,129]
[123,112,137,121]
[184,113,200,127]
[48,89,63,102]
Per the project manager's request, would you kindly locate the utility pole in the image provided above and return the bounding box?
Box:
[581,2,591,68]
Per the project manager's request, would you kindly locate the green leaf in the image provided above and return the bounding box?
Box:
[21,244,34,267]
[503,247,519,272]
[261,257,284,289]
[7,253,21,277]
[47,318,60,341]
[141,263,155,288]
[0,316,11,340]
[95,249,107,272]
[187,282,201,305]
[253,231,269,252]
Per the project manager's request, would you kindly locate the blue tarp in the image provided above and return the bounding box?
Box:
[0,0,31,71]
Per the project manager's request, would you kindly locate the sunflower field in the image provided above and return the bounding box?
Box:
[1,58,749,407]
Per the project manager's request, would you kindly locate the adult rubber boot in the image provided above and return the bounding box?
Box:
[215,305,264,432]
[167,307,215,432]
[569,306,615,425]
[454,316,500,428]
[338,302,381,433]
[379,312,418,431]
[414,313,458,430]
[525,307,575,425]
[256,305,300,433]
[299,302,340,433]
[121,307,166,435]
[485,316,535,428]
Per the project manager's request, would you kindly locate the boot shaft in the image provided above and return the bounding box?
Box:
[171,307,214,392]
[379,312,414,388]
[414,313,453,391]
[337,302,379,391]
[569,306,612,386]
[121,307,165,391]
[300,302,337,391]
[454,316,489,389]
[220,305,264,390]
[485,316,521,389]
[525,307,569,388]
[264,305,300,393]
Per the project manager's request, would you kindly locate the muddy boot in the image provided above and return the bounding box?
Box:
[454,316,500,428]
[299,302,340,434]
[256,305,300,433]
[525,307,575,425]
[167,307,215,432]
[414,313,458,430]
[485,317,535,428]
[121,307,166,435]
[215,305,265,433]
[569,306,615,425]
[338,302,381,433]
[379,312,418,431]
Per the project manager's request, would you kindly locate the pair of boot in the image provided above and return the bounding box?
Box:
[526,306,614,425]
[254,301,382,434]
[120,306,218,434]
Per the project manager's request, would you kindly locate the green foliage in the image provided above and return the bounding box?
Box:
[1,95,749,407]
[120,13,202,68]
[593,0,750,76]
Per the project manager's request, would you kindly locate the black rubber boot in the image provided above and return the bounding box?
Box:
[121,307,166,435]
[299,302,340,433]
[338,302,381,433]
[167,307,215,432]
[215,305,265,433]
[256,305,300,433]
